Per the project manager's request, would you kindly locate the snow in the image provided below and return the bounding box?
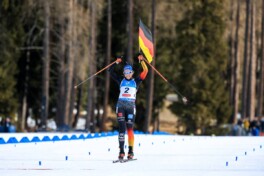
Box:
[0,133,264,176]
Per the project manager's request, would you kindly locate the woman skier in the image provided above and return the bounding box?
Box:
[109,54,148,160]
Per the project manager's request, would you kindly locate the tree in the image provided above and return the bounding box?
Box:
[55,1,66,128]
[144,0,156,133]
[171,0,231,134]
[86,0,97,132]
[51,0,92,129]
[61,0,75,128]
[40,0,50,129]
[257,0,264,118]
[232,0,241,124]
[127,0,133,64]
[71,1,84,129]
[0,1,24,119]
[248,0,256,121]
[229,0,235,107]
[101,0,112,132]
[241,0,251,119]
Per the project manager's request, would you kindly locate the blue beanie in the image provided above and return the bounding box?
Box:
[123,64,133,71]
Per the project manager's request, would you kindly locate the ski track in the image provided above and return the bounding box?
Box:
[0,134,264,176]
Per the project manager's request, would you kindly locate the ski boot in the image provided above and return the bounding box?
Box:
[127,152,134,160]
[127,146,134,160]
[118,150,125,160]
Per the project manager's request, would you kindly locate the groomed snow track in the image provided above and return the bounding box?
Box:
[0,132,264,176]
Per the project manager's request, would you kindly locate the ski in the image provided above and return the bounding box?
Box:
[113,159,123,163]
[120,158,137,163]
[112,158,137,163]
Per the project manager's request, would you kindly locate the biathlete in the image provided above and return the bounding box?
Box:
[108,54,148,160]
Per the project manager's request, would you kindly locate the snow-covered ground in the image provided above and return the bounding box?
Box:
[0,133,264,176]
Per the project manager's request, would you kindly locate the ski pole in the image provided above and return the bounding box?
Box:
[74,61,116,89]
[142,57,188,104]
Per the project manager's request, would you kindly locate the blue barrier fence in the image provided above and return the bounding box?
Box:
[0,131,170,145]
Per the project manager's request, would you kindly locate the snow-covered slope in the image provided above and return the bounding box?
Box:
[0,133,263,176]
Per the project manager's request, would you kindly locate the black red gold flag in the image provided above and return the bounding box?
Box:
[139,20,154,63]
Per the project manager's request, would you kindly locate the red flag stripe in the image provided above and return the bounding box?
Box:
[139,20,153,42]
[139,37,154,58]
[139,28,154,57]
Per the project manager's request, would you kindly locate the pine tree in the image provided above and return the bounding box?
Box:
[170,0,231,134]
[0,1,24,118]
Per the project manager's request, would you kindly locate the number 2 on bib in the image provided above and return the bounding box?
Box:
[124,87,129,93]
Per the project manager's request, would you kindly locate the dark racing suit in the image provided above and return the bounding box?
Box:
[109,61,148,153]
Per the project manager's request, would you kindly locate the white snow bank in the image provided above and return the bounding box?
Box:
[0,133,263,176]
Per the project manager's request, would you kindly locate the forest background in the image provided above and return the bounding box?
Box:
[0,0,263,135]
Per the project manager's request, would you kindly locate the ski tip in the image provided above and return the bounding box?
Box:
[113,158,137,163]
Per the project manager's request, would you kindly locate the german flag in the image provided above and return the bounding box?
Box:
[139,20,154,63]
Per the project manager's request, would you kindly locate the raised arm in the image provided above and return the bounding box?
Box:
[138,55,148,80]
[108,57,123,84]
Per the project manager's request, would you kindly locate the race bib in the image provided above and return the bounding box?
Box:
[119,79,137,100]
[119,86,136,99]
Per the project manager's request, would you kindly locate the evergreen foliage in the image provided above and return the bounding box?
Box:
[0,1,24,117]
[1,0,261,134]
[169,0,231,134]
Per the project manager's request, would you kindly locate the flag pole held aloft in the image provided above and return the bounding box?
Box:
[139,19,188,104]
[139,19,154,63]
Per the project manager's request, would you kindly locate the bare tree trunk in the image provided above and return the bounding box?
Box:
[127,0,133,63]
[101,0,112,132]
[56,0,67,128]
[56,5,66,128]
[155,109,160,132]
[85,0,92,132]
[144,0,156,133]
[241,0,251,119]
[21,91,27,131]
[20,44,31,131]
[68,0,77,126]
[91,1,97,133]
[41,0,50,129]
[232,0,241,124]
[86,0,97,132]
[18,38,39,132]
[72,0,85,129]
[64,0,74,127]
[229,0,235,106]
[69,76,76,126]
[257,0,264,118]
[72,85,82,128]
[249,0,256,121]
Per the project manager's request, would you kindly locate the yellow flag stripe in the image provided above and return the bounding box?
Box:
[139,37,153,63]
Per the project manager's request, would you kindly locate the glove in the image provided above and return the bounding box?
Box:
[116,58,122,64]
[138,54,144,62]
[182,97,188,105]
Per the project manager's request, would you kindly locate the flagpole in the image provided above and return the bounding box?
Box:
[139,19,187,104]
